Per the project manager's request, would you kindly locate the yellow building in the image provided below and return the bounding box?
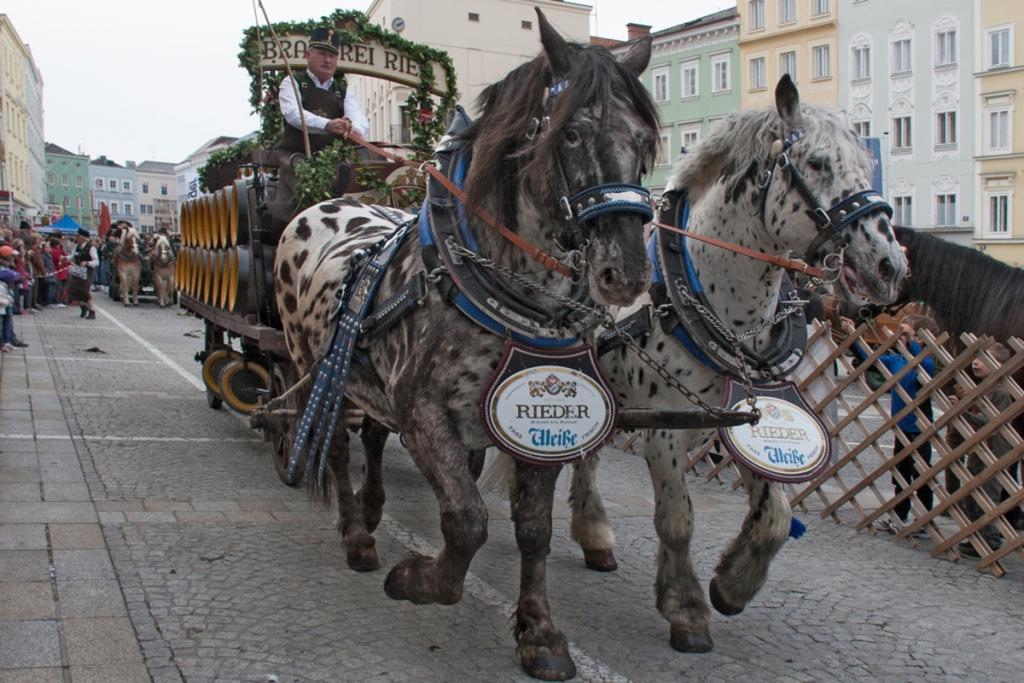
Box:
[739,0,838,110]
[0,14,32,223]
[975,0,1024,266]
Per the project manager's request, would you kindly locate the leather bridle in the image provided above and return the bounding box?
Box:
[756,129,893,262]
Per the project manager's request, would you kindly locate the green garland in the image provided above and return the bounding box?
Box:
[237,9,458,157]
[197,138,258,193]
[292,138,425,208]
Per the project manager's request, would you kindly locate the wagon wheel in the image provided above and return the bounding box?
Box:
[201,348,241,410]
[268,363,303,486]
[218,360,270,414]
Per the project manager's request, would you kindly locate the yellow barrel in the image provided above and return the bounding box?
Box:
[211,190,222,249]
[224,186,236,247]
[216,189,229,248]
[190,248,202,298]
[201,195,213,249]
[210,250,224,307]
[231,178,251,246]
[218,248,232,309]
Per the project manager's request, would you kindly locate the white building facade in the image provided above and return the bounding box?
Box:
[839,0,976,246]
[359,0,591,142]
[135,161,178,234]
[25,47,46,219]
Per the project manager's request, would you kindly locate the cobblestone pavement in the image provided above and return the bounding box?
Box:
[1,299,1022,682]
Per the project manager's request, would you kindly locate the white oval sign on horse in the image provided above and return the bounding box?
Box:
[482,343,617,465]
[718,379,831,483]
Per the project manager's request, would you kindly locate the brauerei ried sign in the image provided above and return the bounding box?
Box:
[259,34,450,96]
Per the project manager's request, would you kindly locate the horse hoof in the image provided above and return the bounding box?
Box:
[345,543,380,573]
[383,554,436,605]
[670,624,713,653]
[709,577,744,616]
[583,548,618,572]
[520,654,577,681]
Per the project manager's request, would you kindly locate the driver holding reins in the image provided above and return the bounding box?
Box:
[277,27,369,154]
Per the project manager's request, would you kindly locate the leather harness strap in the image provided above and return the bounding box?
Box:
[649,219,825,279]
[346,132,574,278]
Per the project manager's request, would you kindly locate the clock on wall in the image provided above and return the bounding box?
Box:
[391,16,406,33]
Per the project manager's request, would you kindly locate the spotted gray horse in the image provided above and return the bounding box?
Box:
[274,10,658,680]
[567,75,908,654]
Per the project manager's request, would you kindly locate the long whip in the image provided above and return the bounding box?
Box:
[256,0,312,158]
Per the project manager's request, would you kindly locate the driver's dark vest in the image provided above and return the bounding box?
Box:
[278,72,347,154]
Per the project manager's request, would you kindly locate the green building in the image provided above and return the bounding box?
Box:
[45,142,92,228]
[618,9,741,194]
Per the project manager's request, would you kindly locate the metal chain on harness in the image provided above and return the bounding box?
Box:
[446,238,747,419]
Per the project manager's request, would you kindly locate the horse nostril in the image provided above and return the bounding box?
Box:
[598,268,620,289]
[878,257,895,281]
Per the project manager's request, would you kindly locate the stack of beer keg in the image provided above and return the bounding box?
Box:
[177,178,271,318]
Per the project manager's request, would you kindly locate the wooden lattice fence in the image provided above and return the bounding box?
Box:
[683,321,1024,577]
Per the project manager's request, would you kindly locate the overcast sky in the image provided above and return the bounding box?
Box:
[6,0,732,165]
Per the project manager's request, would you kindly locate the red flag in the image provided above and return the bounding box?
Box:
[98,203,111,239]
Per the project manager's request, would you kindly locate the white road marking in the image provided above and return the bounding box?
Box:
[24,355,162,364]
[96,307,205,391]
[1,433,262,443]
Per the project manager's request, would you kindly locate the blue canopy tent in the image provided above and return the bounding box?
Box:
[49,214,92,235]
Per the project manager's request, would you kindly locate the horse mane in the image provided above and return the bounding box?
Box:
[461,43,658,228]
[668,102,871,205]
[895,226,1024,341]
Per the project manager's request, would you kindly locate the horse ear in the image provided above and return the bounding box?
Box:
[536,8,572,77]
[619,36,652,76]
[774,74,801,126]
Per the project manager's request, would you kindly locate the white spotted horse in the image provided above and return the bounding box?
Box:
[567,76,909,654]
[114,227,143,306]
[275,10,658,680]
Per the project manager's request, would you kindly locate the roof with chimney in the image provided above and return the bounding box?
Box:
[90,155,123,168]
[652,7,738,38]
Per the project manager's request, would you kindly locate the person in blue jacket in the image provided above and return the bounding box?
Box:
[842,314,938,534]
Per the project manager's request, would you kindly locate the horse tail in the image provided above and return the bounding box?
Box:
[476,448,513,496]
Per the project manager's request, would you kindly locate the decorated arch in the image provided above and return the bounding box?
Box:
[237,9,458,154]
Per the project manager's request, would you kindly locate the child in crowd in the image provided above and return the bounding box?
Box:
[842,313,939,535]
[951,343,1020,559]
[0,245,29,351]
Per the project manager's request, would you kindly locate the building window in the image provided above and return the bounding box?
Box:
[852,46,871,81]
[936,30,957,66]
[988,27,1011,68]
[935,111,957,146]
[853,120,871,137]
[468,12,479,22]
[812,45,831,79]
[142,182,149,194]
[679,122,701,151]
[160,184,168,196]
[892,39,912,74]
[122,180,132,193]
[60,174,68,186]
[894,195,912,226]
[749,0,765,31]
[77,197,84,210]
[521,20,531,30]
[652,66,669,103]
[987,109,1011,152]
[711,53,730,93]
[46,172,54,185]
[124,202,133,215]
[749,57,766,90]
[95,179,103,190]
[893,116,912,150]
[987,194,1010,234]
[779,0,796,25]
[75,176,83,188]
[111,201,120,215]
[812,0,830,17]
[108,179,117,190]
[656,128,671,167]
[935,193,957,226]
[681,59,699,98]
[780,51,797,80]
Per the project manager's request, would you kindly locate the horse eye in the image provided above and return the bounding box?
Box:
[564,128,581,145]
[807,156,828,172]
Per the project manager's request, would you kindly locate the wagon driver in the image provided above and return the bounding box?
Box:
[68,228,98,320]
[271,27,370,226]
[277,27,370,154]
